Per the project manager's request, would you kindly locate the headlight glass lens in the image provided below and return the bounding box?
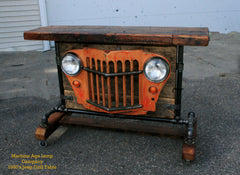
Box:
[61,53,81,76]
[144,57,169,82]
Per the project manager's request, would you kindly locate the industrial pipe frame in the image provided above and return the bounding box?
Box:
[40,43,197,146]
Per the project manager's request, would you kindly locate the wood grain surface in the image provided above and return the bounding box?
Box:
[59,115,186,138]
[24,26,209,46]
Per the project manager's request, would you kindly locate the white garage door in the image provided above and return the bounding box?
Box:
[0,0,43,51]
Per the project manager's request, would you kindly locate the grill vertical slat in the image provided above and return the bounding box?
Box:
[133,60,139,105]
[90,58,95,102]
[107,62,111,108]
[130,61,134,106]
[114,62,119,107]
[101,61,106,106]
[96,60,100,104]
[122,62,127,107]
[86,57,91,100]
[138,74,142,105]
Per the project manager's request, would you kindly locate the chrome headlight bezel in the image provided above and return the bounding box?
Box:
[144,57,170,83]
[61,53,81,76]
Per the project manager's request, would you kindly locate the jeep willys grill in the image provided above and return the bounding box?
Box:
[24,26,209,161]
[63,48,170,115]
[85,53,142,111]
[84,50,143,112]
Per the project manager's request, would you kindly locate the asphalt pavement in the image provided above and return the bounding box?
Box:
[0,32,239,175]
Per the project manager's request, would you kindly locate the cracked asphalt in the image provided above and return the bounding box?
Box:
[0,32,239,175]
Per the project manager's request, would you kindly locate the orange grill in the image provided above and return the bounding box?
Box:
[85,58,142,111]
[63,48,171,115]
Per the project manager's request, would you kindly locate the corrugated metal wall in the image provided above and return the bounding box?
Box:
[0,0,43,51]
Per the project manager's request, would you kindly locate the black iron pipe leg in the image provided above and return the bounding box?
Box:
[175,46,184,121]
[40,108,56,127]
[184,112,197,145]
[40,103,62,128]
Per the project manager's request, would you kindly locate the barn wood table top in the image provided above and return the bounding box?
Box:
[24,25,209,46]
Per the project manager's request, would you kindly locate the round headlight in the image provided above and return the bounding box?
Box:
[144,57,170,82]
[61,53,81,76]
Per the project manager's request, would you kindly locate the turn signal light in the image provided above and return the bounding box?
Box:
[149,86,157,94]
[73,80,80,88]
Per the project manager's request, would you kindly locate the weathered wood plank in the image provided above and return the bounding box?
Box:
[24,26,209,46]
[149,97,175,119]
[59,115,186,138]
[64,90,85,110]
[35,112,67,141]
